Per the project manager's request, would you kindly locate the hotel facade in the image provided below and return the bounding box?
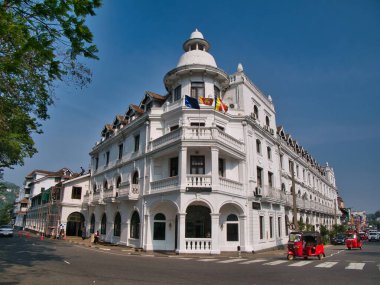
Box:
[83,30,340,254]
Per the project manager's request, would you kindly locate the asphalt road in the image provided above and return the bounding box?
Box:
[1,235,379,285]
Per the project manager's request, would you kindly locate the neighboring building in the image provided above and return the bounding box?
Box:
[84,29,340,254]
[337,196,349,225]
[15,168,90,237]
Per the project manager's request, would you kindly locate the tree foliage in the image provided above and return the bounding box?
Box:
[0,0,101,168]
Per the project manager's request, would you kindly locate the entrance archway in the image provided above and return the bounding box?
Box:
[185,205,211,238]
[66,212,85,236]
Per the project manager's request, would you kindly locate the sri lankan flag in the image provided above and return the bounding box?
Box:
[199,96,214,106]
[214,96,228,112]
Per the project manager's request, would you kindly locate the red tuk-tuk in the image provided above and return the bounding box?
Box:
[287,231,325,260]
[345,230,362,250]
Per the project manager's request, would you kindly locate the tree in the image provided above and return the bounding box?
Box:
[0,202,13,224]
[0,0,101,169]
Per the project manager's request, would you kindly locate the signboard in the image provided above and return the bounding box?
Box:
[186,187,212,193]
[252,202,261,210]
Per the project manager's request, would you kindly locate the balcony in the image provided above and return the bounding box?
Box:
[92,192,103,204]
[103,187,117,202]
[150,175,243,194]
[117,183,139,200]
[150,127,244,154]
[261,186,287,204]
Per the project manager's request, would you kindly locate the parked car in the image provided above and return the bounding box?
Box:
[331,233,346,245]
[0,225,14,237]
[368,231,379,242]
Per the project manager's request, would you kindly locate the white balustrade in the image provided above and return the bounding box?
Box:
[151,176,179,192]
[186,175,212,187]
[185,238,212,252]
[219,177,243,194]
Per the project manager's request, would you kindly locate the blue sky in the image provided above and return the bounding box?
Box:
[4,0,380,213]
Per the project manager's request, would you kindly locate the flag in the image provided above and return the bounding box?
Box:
[214,96,228,112]
[184,95,200,109]
[199,96,214,106]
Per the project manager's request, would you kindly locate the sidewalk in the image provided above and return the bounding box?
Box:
[63,236,287,259]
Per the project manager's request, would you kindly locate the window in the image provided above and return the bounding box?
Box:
[278,217,282,237]
[170,157,178,177]
[214,85,220,98]
[116,176,122,189]
[226,214,239,241]
[269,216,273,238]
[174,85,181,101]
[170,125,179,132]
[296,165,299,177]
[130,211,140,239]
[216,125,225,131]
[55,177,60,182]
[253,105,259,119]
[132,171,139,184]
[256,139,261,154]
[93,184,96,193]
[190,156,205,174]
[280,154,283,169]
[114,212,121,237]
[281,183,286,192]
[71,187,82,199]
[259,216,264,239]
[285,215,289,236]
[90,214,95,234]
[101,213,107,235]
[267,146,272,160]
[257,167,263,187]
[95,157,99,170]
[103,180,108,190]
[190,82,204,99]
[268,172,273,187]
[134,134,140,152]
[153,213,166,240]
[218,158,225,177]
[265,116,270,127]
[289,160,293,174]
[118,144,123,160]
[106,151,110,166]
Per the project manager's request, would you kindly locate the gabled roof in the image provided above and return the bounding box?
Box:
[101,124,113,137]
[145,91,166,101]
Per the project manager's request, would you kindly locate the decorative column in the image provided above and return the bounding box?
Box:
[211,147,219,190]
[239,215,247,252]
[211,213,221,254]
[176,213,187,253]
[179,147,187,190]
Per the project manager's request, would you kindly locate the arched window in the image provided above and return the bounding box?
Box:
[93,184,96,193]
[253,105,259,119]
[114,212,121,237]
[256,139,261,154]
[103,180,108,190]
[153,213,166,240]
[281,183,286,192]
[90,214,95,234]
[101,213,107,235]
[116,176,122,189]
[265,116,270,127]
[132,171,139,185]
[130,211,140,239]
[226,214,239,241]
[297,190,301,197]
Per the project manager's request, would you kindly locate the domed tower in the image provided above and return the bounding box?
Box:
[164,29,229,101]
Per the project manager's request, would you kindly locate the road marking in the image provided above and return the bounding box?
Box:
[64,260,70,264]
[99,248,111,251]
[199,258,219,262]
[218,258,247,263]
[315,262,338,268]
[240,259,267,264]
[345,263,365,270]
[263,260,288,266]
[288,261,314,267]
[329,249,344,257]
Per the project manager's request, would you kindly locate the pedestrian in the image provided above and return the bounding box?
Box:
[81,227,86,240]
[94,230,99,244]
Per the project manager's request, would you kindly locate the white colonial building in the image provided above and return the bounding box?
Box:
[84,29,340,253]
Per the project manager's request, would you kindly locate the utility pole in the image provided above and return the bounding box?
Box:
[291,161,299,231]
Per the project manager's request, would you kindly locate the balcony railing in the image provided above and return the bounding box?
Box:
[261,186,287,204]
[186,175,212,188]
[117,183,139,200]
[219,177,244,194]
[150,176,179,192]
[185,238,212,253]
[150,127,244,153]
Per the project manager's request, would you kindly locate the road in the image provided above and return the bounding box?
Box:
[0,235,379,285]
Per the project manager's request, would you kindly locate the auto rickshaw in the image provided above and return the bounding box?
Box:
[345,230,362,250]
[287,231,325,260]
